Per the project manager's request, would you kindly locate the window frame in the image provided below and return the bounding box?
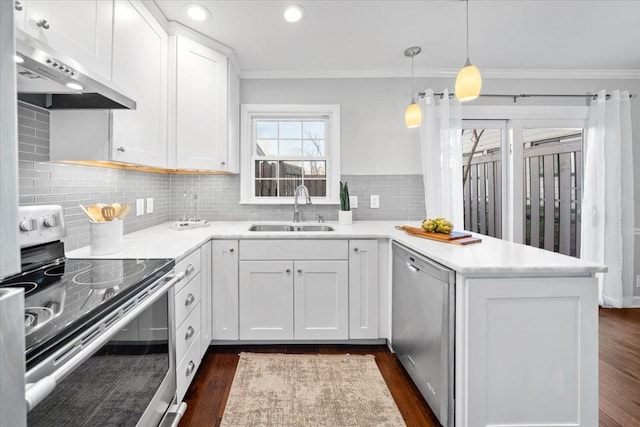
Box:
[240,104,341,205]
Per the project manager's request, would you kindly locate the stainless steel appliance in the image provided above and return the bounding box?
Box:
[15,31,135,109]
[0,205,186,426]
[392,242,455,427]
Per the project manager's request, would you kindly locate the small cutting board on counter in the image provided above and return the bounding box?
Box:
[396,226,482,245]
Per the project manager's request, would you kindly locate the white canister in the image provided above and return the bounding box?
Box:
[90,220,123,256]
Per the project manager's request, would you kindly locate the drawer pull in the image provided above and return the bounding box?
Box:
[297,269,302,274]
[353,247,359,252]
[185,326,195,340]
[184,293,195,306]
[285,269,291,274]
[229,248,234,253]
[37,19,50,30]
[186,361,195,377]
[185,264,195,276]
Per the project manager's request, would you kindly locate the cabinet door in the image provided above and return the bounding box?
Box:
[239,261,293,340]
[20,0,113,79]
[212,240,239,340]
[111,0,167,168]
[294,260,348,340]
[349,240,379,339]
[200,242,212,355]
[175,36,228,170]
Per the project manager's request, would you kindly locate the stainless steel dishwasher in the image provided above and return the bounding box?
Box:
[392,242,455,427]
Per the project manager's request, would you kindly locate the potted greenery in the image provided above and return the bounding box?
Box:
[339,181,352,225]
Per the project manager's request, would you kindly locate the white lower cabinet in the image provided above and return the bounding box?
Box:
[174,247,204,402]
[348,240,379,339]
[237,240,352,341]
[212,240,239,340]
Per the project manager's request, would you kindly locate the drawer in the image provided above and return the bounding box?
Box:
[176,302,201,365]
[175,272,201,326]
[240,240,348,260]
[176,330,202,402]
[175,248,201,292]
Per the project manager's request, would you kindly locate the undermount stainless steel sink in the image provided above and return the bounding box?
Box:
[248,224,334,232]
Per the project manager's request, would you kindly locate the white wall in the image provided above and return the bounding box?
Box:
[241,75,640,297]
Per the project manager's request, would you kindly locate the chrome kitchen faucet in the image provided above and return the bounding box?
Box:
[293,184,312,223]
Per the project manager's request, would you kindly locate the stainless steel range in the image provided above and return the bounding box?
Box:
[0,205,186,427]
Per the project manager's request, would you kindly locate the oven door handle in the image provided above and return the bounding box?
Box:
[25,270,186,412]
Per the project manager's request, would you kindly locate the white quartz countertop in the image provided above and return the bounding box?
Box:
[66,221,606,275]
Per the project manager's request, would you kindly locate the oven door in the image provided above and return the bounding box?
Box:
[26,272,184,427]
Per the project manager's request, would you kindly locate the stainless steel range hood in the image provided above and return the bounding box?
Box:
[15,34,135,110]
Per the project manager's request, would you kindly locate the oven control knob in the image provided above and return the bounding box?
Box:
[43,215,58,228]
[19,218,38,232]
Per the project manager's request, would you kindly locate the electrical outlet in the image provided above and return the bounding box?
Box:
[349,195,358,209]
[146,198,154,213]
[370,195,380,209]
[136,198,144,216]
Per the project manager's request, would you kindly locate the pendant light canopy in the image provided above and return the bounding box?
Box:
[404,46,422,128]
[455,0,481,102]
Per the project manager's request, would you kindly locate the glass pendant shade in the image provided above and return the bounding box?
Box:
[405,100,422,128]
[455,58,482,102]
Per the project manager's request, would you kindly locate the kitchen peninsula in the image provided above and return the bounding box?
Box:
[68,220,605,427]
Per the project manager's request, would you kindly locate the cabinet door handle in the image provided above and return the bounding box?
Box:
[37,19,50,30]
[353,247,359,252]
[297,269,302,274]
[185,264,195,276]
[116,146,125,152]
[221,161,226,166]
[229,248,234,253]
[185,326,195,340]
[285,269,291,274]
[185,293,195,306]
[186,361,195,377]
[14,1,23,11]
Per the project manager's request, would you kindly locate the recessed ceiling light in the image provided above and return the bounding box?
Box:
[13,55,24,64]
[284,5,305,23]
[66,82,84,91]
[187,3,210,22]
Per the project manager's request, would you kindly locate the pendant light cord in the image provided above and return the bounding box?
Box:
[466,0,470,60]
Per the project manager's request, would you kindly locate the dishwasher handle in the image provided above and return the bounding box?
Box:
[406,262,419,273]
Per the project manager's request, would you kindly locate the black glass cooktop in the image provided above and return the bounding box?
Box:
[0,256,173,368]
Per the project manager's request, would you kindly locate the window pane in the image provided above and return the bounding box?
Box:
[256,121,278,139]
[255,180,278,197]
[255,160,277,178]
[279,179,302,196]
[302,140,325,157]
[279,121,301,139]
[303,121,325,140]
[303,161,326,178]
[306,180,326,197]
[279,140,302,156]
[257,139,278,156]
[279,161,302,178]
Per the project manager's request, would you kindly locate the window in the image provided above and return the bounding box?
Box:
[240,104,340,204]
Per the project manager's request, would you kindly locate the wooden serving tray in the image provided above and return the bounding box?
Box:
[396,225,482,245]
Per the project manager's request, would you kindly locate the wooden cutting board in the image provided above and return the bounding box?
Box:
[397,225,482,245]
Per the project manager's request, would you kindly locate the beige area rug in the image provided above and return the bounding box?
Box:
[220,352,407,427]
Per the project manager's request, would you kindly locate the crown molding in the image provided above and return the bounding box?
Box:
[241,67,640,80]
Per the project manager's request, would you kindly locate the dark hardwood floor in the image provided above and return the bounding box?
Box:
[599,308,640,426]
[179,309,640,427]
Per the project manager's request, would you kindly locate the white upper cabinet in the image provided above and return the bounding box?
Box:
[50,0,168,169]
[110,0,167,168]
[169,34,237,172]
[14,0,113,80]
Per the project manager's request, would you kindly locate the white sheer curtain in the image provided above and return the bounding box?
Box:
[581,90,635,307]
[419,89,463,227]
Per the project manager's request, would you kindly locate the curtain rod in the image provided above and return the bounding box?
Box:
[418,92,635,102]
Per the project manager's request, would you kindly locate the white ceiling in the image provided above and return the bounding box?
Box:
[154,1,640,79]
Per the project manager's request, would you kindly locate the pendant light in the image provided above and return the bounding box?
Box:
[455,0,482,102]
[404,46,422,128]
